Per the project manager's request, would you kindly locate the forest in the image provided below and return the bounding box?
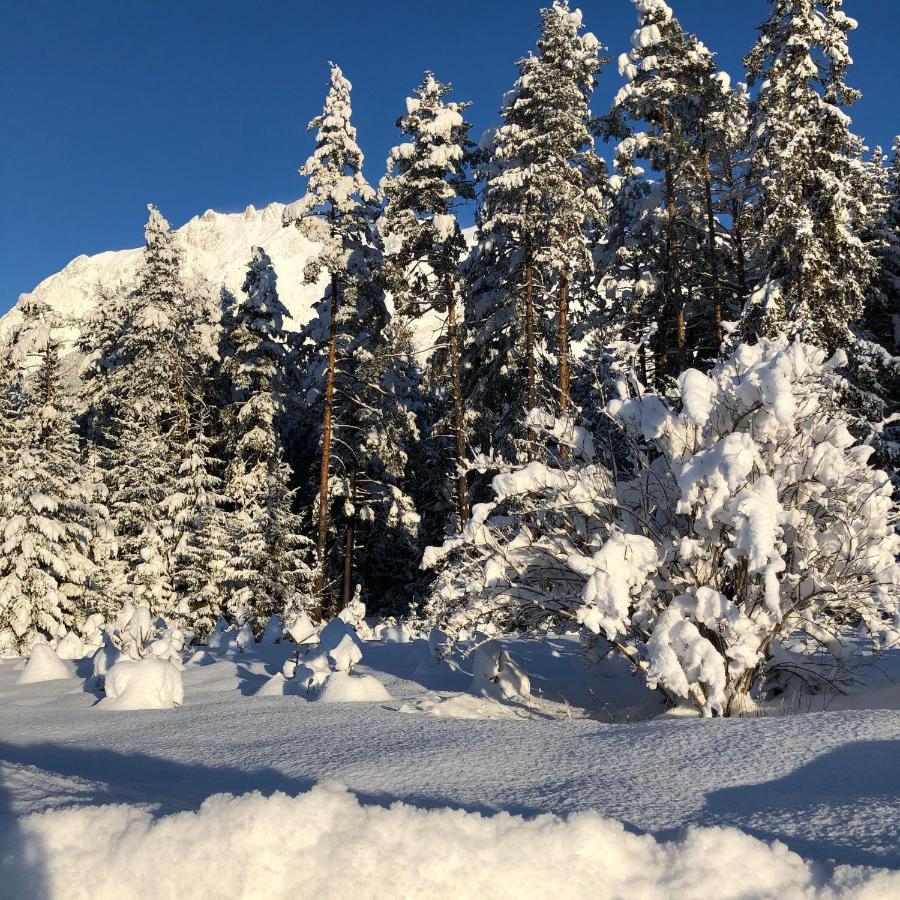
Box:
[2,0,899,719]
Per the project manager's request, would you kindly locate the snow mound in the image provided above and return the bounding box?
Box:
[317,672,393,703]
[469,643,531,702]
[399,692,532,720]
[9,784,899,900]
[100,658,184,710]
[16,644,74,684]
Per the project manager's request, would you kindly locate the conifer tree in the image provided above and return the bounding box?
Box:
[0,300,106,652]
[283,63,381,606]
[466,1,607,460]
[381,72,475,528]
[84,204,197,618]
[222,248,313,630]
[739,0,876,349]
[166,428,230,638]
[605,0,729,382]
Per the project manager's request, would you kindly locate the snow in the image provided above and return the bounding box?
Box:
[0,635,898,881]
[317,671,393,703]
[100,657,184,710]
[3,782,898,900]
[16,644,73,684]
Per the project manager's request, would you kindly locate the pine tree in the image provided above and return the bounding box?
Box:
[222,247,314,630]
[739,0,877,349]
[468,2,607,461]
[382,72,475,528]
[283,63,381,607]
[605,0,731,382]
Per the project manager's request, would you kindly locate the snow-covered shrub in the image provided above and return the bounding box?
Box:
[469,643,531,703]
[106,602,189,664]
[424,340,900,715]
[101,658,184,710]
[316,671,393,703]
[17,643,74,684]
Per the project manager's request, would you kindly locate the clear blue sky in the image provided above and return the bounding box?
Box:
[2,0,898,314]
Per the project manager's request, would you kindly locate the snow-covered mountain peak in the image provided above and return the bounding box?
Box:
[1,200,327,343]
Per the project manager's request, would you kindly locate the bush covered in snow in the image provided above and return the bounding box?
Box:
[16,642,74,684]
[425,341,900,715]
[101,657,184,710]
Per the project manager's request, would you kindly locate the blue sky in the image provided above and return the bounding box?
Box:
[1,0,898,315]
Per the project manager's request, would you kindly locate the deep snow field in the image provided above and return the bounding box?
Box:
[1,631,899,900]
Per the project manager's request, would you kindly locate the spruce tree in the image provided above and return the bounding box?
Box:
[222,247,313,630]
[85,204,197,619]
[0,301,106,652]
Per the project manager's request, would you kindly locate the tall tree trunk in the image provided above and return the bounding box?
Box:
[558,230,571,462]
[702,141,723,350]
[524,248,537,460]
[677,290,688,373]
[725,153,749,306]
[444,273,470,526]
[341,465,357,608]
[657,137,679,387]
[314,271,339,614]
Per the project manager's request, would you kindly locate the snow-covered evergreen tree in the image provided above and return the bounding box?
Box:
[222,248,314,631]
[286,64,421,614]
[84,204,201,619]
[466,1,607,460]
[166,429,230,639]
[381,72,475,529]
[0,302,107,653]
[283,63,382,605]
[604,0,731,382]
[739,0,877,349]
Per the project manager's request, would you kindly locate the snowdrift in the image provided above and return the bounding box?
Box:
[8,784,898,900]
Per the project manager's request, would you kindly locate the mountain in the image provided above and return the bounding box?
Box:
[1,199,453,368]
[1,202,326,344]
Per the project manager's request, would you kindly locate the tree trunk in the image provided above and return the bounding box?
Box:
[657,139,679,387]
[676,291,688,373]
[559,239,571,462]
[524,252,538,460]
[702,142,723,350]
[725,153,749,306]
[341,466,357,608]
[314,271,340,614]
[444,273,470,526]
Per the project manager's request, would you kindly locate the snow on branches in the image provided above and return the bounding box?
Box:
[424,340,900,716]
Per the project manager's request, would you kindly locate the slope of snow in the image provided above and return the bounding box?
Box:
[4,783,899,900]
[0,635,898,888]
[1,202,327,342]
[1,201,452,357]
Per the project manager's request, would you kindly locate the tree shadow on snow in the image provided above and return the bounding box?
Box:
[234,663,270,696]
[698,739,900,869]
[0,741,317,817]
[0,765,49,899]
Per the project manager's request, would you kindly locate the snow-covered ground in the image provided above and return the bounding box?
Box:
[1,634,898,898]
